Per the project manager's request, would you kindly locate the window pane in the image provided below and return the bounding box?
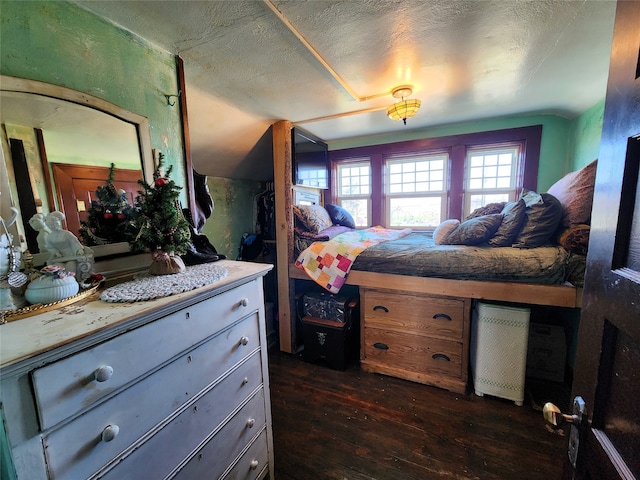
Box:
[341,199,369,227]
[389,197,442,227]
[386,154,448,194]
[466,146,517,192]
[338,163,371,196]
[469,193,510,212]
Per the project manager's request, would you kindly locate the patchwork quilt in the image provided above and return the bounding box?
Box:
[295,226,411,293]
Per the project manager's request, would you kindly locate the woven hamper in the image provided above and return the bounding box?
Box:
[470,301,530,406]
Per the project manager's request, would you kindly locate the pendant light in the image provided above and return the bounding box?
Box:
[387,85,421,125]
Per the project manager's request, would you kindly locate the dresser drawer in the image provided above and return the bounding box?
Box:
[32,280,260,430]
[362,289,465,340]
[363,327,463,378]
[100,357,266,480]
[171,392,268,480]
[42,314,261,480]
[220,429,270,480]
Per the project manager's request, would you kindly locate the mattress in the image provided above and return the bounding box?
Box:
[295,232,584,286]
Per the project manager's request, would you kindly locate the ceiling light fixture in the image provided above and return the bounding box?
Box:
[387,86,421,125]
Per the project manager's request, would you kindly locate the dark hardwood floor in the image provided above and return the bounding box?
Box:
[268,350,567,480]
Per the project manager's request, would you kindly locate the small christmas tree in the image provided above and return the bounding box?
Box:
[79,163,135,246]
[130,153,191,269]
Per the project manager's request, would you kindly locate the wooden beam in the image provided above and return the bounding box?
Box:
[273,120,296,352]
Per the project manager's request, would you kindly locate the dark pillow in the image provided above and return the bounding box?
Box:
[465,202,506,220]
[444,214,503,246]
[547,160,597,228]
[557,224,590,255]
[293,205,333,234]
[325,203,356,229]
[488,199,526,246]
[512,191,563,248]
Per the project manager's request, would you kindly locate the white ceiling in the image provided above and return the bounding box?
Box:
[72,0,617,180]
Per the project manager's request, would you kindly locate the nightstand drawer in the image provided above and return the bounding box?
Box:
[42,316,262,480]
[362,289,464,339]
[32,280,260,430]
[363,327,463,377]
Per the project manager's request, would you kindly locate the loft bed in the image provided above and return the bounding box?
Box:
[272,122,593,366]
[286,200,588,393]
[289,232,584,308]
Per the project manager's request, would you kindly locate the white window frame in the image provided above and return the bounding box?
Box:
[336,160,371,227]
[463,145,520,217]
[384,153,448,229]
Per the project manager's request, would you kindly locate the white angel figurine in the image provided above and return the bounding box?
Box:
[44,211,94,281]
[28,213,51,253]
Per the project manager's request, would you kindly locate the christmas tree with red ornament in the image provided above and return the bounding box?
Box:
[130,153,191,256]
[79,163,135,246]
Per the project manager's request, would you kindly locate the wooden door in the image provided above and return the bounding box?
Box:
[570,1,640,478]
[51,163,142,236]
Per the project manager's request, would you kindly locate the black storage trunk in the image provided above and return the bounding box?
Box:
[302,316,354,370]
[300,289,359,370]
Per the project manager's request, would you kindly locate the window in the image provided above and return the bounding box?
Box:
[329,126,541,229]
[336,161,371,227]
[464,145,519,217]
[385,153,448,228]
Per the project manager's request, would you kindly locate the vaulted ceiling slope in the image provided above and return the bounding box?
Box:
[73,0,616,180]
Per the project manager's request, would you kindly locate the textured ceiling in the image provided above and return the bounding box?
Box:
[73,0,617,180]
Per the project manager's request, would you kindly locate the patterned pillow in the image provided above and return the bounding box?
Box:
[513,191,563,248]
[433,219,460,245]
[488,199,526,246]
[445,214,503,246]
[293,205,333,234]
[558,224,590,255]
[547,160,597,228]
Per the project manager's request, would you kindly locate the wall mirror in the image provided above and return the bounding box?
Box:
[0,75,154,267]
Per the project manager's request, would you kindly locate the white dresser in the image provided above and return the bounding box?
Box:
[0,260,274,480]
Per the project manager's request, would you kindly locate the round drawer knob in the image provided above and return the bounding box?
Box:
[101,424,119,442]
[94,365,114,382]
[240,298,249,307]
[240,336,249,346]
[249,459,259,470]
[246,417,256,428]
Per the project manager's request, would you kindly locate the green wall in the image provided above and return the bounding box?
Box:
[0,0,186,197]
[567,100,605,171]
[201,178,263,259]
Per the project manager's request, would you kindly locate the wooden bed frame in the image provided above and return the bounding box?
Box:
[289,265,581,308]
[272,121,582,354]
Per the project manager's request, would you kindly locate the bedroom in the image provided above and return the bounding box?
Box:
[1,1,638,479]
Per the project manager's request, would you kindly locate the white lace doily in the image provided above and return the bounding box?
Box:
[100,263,228,303]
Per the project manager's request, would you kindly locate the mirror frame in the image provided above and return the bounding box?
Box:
[1,74,155,182]
[1,75,156,275]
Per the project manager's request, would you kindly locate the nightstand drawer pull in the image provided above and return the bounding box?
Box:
[240,336,250,346]
[250,459,259,470]
[433,313,452,321]
[373,342,389,350]
[94,365,114,383]
[373,305,389,313]
[432,353,451,362]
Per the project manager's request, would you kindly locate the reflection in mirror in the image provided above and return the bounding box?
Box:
[0,76,153,257]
